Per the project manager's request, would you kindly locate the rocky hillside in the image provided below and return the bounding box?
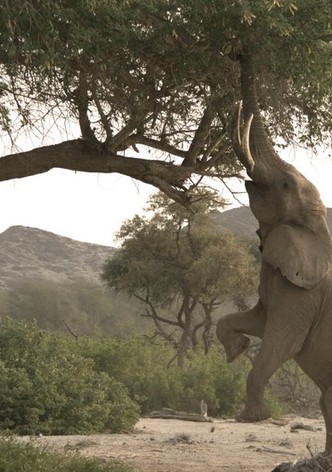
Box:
[0,226,114,291]
[211,207,257,241]
[213,206,332,241]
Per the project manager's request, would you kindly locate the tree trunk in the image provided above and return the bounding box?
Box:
[177,324,190,368]
[176,298,195,368]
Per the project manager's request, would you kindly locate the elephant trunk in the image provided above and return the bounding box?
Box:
[234,54,290,184]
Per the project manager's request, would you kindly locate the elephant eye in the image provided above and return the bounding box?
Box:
[282,182,289,190]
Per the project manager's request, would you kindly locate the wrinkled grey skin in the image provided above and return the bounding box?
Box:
[217,55,332,451]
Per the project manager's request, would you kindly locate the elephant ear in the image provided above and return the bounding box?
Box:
[262,224,332,289]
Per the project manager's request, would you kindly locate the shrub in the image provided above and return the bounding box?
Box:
[173,346,249,417]
[0,318,139,434]
[79,337,250,417]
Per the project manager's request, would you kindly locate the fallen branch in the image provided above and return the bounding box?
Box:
[290,422,316,432]
[256,446,297,456]
[147,408,213,423]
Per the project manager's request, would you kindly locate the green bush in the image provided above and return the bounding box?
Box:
[79,337,249,417]
[178,347,249,417]
[0,318,139,434]
[0,316,284,432]
[79,336,178,412]
[82,336,285,418]
[0,436,132,472]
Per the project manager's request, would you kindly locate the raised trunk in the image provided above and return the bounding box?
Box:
[239,54,288,183]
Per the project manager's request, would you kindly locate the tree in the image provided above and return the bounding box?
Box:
[0,1,331,204]
[102,191,258,367]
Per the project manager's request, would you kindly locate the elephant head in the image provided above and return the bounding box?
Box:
[233,54,332,289]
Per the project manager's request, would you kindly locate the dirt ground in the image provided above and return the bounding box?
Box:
[23,416,326,472]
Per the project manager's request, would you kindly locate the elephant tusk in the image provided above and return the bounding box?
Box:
[237,102,243,149]
[232,103,255,175]
[242,112,255,174]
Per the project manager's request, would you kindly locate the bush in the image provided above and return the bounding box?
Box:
[0,316,284,432]
[0,318,139,434]
[0,436,132,472]
[79,337,250,417]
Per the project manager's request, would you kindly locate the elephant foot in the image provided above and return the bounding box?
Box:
[216,319,250,363]
[237,404,271,422]
[223,333,250,363]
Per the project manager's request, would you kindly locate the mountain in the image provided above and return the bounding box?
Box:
[211,207,257,241]
[0,226,114,291]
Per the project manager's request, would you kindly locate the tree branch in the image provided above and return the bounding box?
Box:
[134,292,181,327]
[183,105,216,166]
[74,72,99,145]
[129,135,188,159]
[0,139,194,205]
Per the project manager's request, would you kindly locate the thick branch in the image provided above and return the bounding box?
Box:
[0,139,193,204]
[183,105,216,166]
[75,73,99,145]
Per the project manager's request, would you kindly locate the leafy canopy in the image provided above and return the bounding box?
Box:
[103,190,257,305]
[0,1,331,202]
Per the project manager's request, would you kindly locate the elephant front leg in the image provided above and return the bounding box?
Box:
[216,301,266,363]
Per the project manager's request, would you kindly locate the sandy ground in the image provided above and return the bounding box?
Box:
[22,416,326,472]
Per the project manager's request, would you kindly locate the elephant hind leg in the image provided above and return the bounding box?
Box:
[240,325,307,422]
[320,386,332,451]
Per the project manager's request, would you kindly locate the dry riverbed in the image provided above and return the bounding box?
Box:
[20,416,326,472]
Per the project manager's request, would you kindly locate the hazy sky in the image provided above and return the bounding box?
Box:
[0,143,331,247]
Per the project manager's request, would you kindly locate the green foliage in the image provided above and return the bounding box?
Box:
[0,318,139,434]
[0,436,132,472]
[0,317,288,431]
[105,191,258,305]
[79,336,249,417]
[0,0,330,174]
[173,347,249,417]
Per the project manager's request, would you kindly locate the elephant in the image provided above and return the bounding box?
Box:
[216,54,332,451]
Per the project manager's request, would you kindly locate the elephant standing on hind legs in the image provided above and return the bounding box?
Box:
[217,53,332,451]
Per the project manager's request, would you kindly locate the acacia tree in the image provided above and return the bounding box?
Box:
[102,191,258,367]
[0,1,331,204]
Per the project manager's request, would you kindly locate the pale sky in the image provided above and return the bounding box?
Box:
[0,143,331,247]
